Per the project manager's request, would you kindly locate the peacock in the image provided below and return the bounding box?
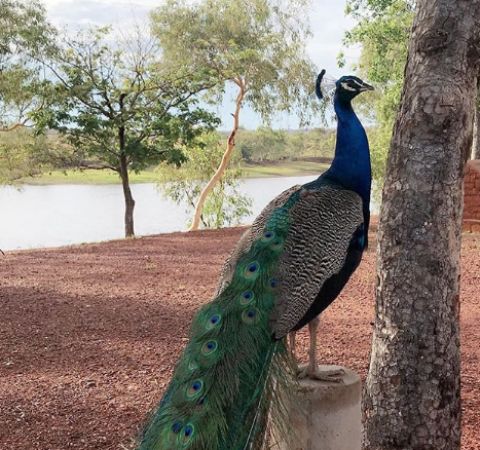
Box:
[137,70,373,450]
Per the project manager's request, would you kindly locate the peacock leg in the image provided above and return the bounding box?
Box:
[297,316,345,382]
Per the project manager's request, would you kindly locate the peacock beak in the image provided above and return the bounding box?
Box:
[360,82,374,92]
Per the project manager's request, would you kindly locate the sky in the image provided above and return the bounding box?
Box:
[42,0,360,130]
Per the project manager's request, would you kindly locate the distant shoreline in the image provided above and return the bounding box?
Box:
[17,158,330,185]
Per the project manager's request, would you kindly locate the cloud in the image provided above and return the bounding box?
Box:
[308,0,361,76]
[43,0,359,68]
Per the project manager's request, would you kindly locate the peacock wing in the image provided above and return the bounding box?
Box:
[270,184,364,339]
[215,184,302,295]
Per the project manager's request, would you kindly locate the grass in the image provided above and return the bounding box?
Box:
[23,169,159,185]
[21,160,329,185]
[241,160,328,178]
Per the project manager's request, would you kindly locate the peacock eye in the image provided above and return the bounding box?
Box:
[240,290,255,305]
[176,422,195,445]
[201,340,218,355]
[242,307,260,324]
[205,313,222,330]
[262,230,275,243]
[244,261,260,279]
[210,315,219,324]
[171,421,183,434]
[269,278,279,289]
[186,379,204,399]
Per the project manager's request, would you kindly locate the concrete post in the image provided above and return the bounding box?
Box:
[272,365,362,450]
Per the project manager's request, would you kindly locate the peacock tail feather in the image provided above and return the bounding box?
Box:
[138,192,302,450]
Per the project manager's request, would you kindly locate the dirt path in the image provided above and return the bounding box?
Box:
[1,228,479,449]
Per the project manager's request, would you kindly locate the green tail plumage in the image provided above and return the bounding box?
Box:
[138,194,300,450]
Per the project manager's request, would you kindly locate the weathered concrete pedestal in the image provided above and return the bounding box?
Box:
[273,365,362,450]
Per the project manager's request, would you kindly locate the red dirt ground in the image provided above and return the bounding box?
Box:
[0,226,479,450]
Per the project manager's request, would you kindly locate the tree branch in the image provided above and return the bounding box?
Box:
[0,122,28,132]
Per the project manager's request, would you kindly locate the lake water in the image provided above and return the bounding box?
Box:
[0,176,378,251]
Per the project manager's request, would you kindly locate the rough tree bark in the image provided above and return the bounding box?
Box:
[473,80,480,160]
[362,1,480,449]
[188,78,246,231]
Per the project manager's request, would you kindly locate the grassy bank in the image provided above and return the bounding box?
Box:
[241,160,329,178]
[23,169,159,185]
[22,160,329,185]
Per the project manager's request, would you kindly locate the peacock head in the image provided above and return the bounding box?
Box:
[316,70,373,103]
[335,75,374,102]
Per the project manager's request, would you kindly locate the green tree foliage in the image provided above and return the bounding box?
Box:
[343,0,414,184]
[151,0,317,125]
[157,132,252,228]
[35,26,219,236]
[0,129,52,182]
[0,0,53,129]
[0,0,55,183]
[238,127,288,162]
[237,127,335,163]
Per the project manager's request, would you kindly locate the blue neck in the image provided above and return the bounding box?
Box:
[325,93,372,210]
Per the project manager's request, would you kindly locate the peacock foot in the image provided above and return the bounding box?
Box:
[297,365,345,383]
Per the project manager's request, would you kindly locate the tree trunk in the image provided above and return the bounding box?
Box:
[188,79,245,231]
[362,1,480,449]
[118,124,135,238]
[473,80,480,160]
[119,153,135,238]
